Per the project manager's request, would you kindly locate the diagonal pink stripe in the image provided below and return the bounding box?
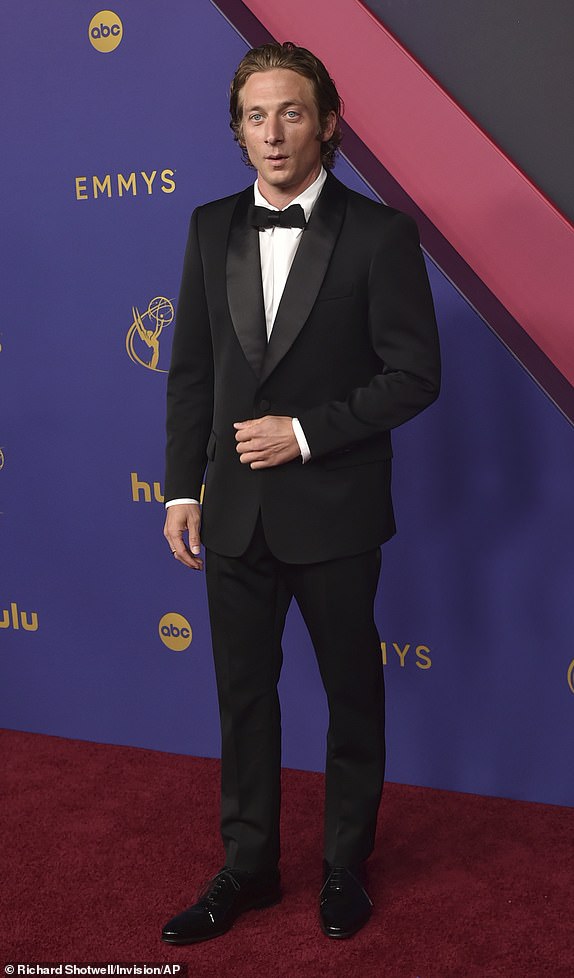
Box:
[240,0,574,388]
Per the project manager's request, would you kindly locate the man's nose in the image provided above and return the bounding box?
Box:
[265,117,284,144]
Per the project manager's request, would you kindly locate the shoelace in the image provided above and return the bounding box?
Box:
[320,866,372,906]
[200,871,240,906]
[324,867,347,892]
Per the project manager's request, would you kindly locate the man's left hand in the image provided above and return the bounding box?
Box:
[234,416,300,469]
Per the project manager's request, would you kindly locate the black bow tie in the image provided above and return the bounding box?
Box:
[251,203,307,230]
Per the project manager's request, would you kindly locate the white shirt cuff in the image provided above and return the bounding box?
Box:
[292,417,311,464]
[165,497,199,508]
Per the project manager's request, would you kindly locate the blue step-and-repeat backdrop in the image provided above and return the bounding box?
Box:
[1,1,573,807]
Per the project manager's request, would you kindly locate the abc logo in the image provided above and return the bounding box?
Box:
[88,10,123,53]
[159,612,193,652]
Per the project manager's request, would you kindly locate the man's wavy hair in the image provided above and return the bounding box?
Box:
[229,42,343,170]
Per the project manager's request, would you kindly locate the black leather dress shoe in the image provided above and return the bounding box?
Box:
[161,868,281,944]
[319,865,373,938]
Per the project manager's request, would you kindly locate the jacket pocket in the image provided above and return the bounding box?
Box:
[315,282,354,302]
[321,438,392,470]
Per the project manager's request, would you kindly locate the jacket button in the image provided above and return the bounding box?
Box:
[259,399,270,412]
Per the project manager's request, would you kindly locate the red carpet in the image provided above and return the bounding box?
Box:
[1,729,572,977]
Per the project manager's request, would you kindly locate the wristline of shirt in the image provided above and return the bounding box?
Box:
[165,417,310,508]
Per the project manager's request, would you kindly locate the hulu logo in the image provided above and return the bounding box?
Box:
[131,472,164,503]
[0,602,39,631]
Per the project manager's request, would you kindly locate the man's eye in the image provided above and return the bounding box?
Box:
[286,111,299,118]
[249,113,262,122]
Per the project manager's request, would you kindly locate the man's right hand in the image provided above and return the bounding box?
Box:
[163,503,203,570]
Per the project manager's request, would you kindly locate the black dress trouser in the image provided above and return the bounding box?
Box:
[205,514,385,873]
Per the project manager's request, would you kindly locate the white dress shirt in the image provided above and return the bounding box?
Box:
[255,167,326,344]
[166,169,326,507]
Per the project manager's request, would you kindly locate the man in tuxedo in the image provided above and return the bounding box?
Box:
[162,42,440,943]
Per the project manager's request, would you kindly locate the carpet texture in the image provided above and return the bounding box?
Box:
[1,729,572,977]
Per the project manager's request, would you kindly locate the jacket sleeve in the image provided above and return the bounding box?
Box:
[298,212,441,459]
[164,208,214,501]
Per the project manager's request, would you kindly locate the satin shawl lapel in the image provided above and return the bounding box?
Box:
[226,187,267,378]
[260,174,347,385]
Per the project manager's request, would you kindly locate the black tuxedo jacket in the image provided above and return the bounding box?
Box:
[165,173,440,563]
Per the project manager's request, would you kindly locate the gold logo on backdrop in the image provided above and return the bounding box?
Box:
[130,472,204,504]
[0,602,39,632]
[381,642,432,670]
[567,659,574,694]
[0,448,4,471]
[159,613,192,652]
[88,10,123,53]
[126,296,174,372]
[75,169,176,200]
[131,472,164,503]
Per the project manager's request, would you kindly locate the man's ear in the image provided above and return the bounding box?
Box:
[321,111,337,142]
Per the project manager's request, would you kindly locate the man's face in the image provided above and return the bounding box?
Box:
[239,68,336,205]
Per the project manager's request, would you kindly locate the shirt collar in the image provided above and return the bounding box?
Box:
[253,167,327,221]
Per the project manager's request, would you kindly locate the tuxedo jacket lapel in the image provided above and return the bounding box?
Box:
[225,175,347,384]
[261,175,347,385]
[226,187,267,378]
